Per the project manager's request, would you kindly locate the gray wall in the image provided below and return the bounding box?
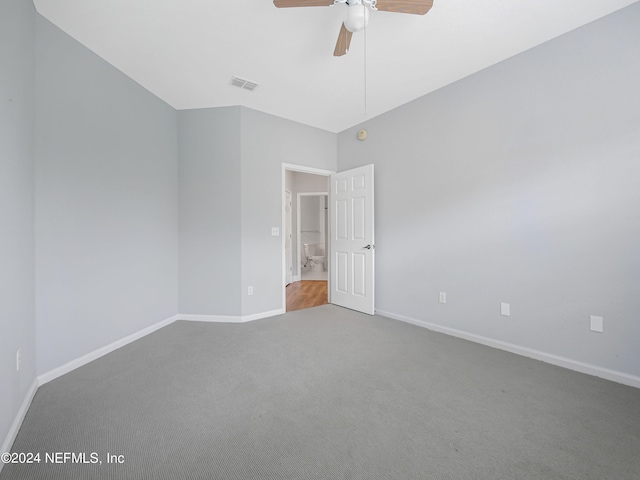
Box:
[177,106,335,317]
[300,196,322,233]
[35,16,179,374]
[240,108,336,316]
[0,0,37,453]
[338,4,640,377]
[178,107,242,315]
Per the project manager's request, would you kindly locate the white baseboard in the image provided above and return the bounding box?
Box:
[37,314,180,386]
[178,309,285,323]
[1,307,287,467]
[178,313,244,323]
[0,379,38,474]
[37,309,287,385]
[242,309,285,322]
[2,315,179,466]
[376,309,640,389]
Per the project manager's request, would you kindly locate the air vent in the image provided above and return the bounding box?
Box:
[230,76,259,91]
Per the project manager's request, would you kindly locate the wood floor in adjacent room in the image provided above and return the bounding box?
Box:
[286,280,328,312]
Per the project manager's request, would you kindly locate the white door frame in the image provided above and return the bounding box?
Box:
[297,192,329,280]
[281,163,335,312]
[285,190,293,285]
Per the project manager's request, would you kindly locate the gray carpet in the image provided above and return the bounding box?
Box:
[2,305,639,479]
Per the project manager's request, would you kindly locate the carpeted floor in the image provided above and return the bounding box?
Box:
[2,305,639,479]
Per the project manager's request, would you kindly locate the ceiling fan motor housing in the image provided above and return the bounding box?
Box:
[339,0,377,8]
[344,3,370,32]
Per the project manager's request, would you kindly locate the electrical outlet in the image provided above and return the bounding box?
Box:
[500,302,510,316]
[439,292,446,304]
[248,286,254,296]
[16,349,21,372]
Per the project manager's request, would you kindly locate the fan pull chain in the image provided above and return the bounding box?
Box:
[363,4,367,117]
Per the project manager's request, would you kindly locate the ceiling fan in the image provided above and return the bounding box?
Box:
[273,0,434,56]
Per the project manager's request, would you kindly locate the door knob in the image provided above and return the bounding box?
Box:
[363,244,375,250]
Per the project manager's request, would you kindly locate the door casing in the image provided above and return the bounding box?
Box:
[285,190,293,285]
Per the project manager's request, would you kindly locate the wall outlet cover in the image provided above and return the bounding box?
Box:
[500,302,510,316]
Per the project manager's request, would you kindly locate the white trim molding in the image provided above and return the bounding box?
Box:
[0,379,38,474]
[281,163,335,177]
[178,313,244,323]
[38,314,179,386]
[3,315,178,466]
[37,309,286,386]
[243,309,285,322]
[1,307,284,466]
[178,309,284,323]
[376,309,640,390]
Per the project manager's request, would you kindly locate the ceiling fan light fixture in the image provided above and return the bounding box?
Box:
[344,3,370,33]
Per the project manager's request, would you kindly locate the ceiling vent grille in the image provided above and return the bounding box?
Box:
[230,76,259,91]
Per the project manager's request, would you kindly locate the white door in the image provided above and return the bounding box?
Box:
[285,190,293,285]
[330,164,375,315]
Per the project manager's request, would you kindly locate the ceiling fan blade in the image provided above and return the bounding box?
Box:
[375,0,434,15]
[333,23,353,57]
[273,0,335,7]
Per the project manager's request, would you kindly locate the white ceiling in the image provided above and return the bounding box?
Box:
[33,0,638,133]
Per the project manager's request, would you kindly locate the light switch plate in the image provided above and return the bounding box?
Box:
[271,227,279,236]
[500,302,510,316]
[590,315,603,332]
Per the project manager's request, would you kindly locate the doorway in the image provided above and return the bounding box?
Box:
[282,164,332,312]
[282,163,375,315]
